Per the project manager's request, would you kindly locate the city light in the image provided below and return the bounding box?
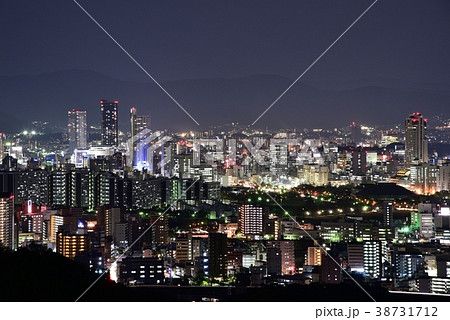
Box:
[0,8,448,304]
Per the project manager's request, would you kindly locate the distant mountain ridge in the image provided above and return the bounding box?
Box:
[0,70,449,133]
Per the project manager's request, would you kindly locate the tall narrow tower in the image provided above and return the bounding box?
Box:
[405,112,428,168]
[0,193,14,249]
[100,100,119,147]
[67,109,87,154]
[130,107,150,168]
[0,132,5,161]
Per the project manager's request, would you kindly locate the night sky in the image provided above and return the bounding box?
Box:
[1,0,450,130]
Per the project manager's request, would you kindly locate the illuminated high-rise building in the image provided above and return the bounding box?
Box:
[67,109,87,154]
[94,172,118,208]
[176,232,193,263]
[267,240,295,275]
[382,200,394,227]
[0,193,14,249]
[130,107,150,168]
[49,214,64,243]
[97,206,120,238]
[100,100,119,147]
[419,203,436,240]
[306,247,322,266]
[49,171,68,207]
[69,169,94,210]
[238,205,267,239]
[0,132,5,161]
[149,213,169,246]
[130,107,150,139]
[437,162,450,192]
[363,240,382,279]
[405,113,428,168]
[410,163,438,195]
[16,170,49,205]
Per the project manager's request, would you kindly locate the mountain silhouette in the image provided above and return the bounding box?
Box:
[1,70,449,132]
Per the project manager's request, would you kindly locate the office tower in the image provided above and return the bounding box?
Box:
[363,241,382,279]
[130,107,150,168]
[405,112,428,167]
[100,100,119,147]
[0,193,14,249]
[419,203,436,239]
[350,122,362,145]
[192,237,209,260]
[176,232,193,262]
[149,213,169,246]
[238,205,267,239]
[410,163,438,195]
[67,109,87,154]
[97,206,120,238]
[306,247,322,266]
[437,162,450,192]
[269,140,289,176]
[173,154,194,179]
[351,148,367,176]
[56,232,88,259]
[320,220,355,243]
[130,107,150,138]
[347,242,364,272]
[208,232,227,278]
[383,200,394,227]
[267,240,295,275]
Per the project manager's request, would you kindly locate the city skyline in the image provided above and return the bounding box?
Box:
[1,0,450,131]
[1,0,450,307]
